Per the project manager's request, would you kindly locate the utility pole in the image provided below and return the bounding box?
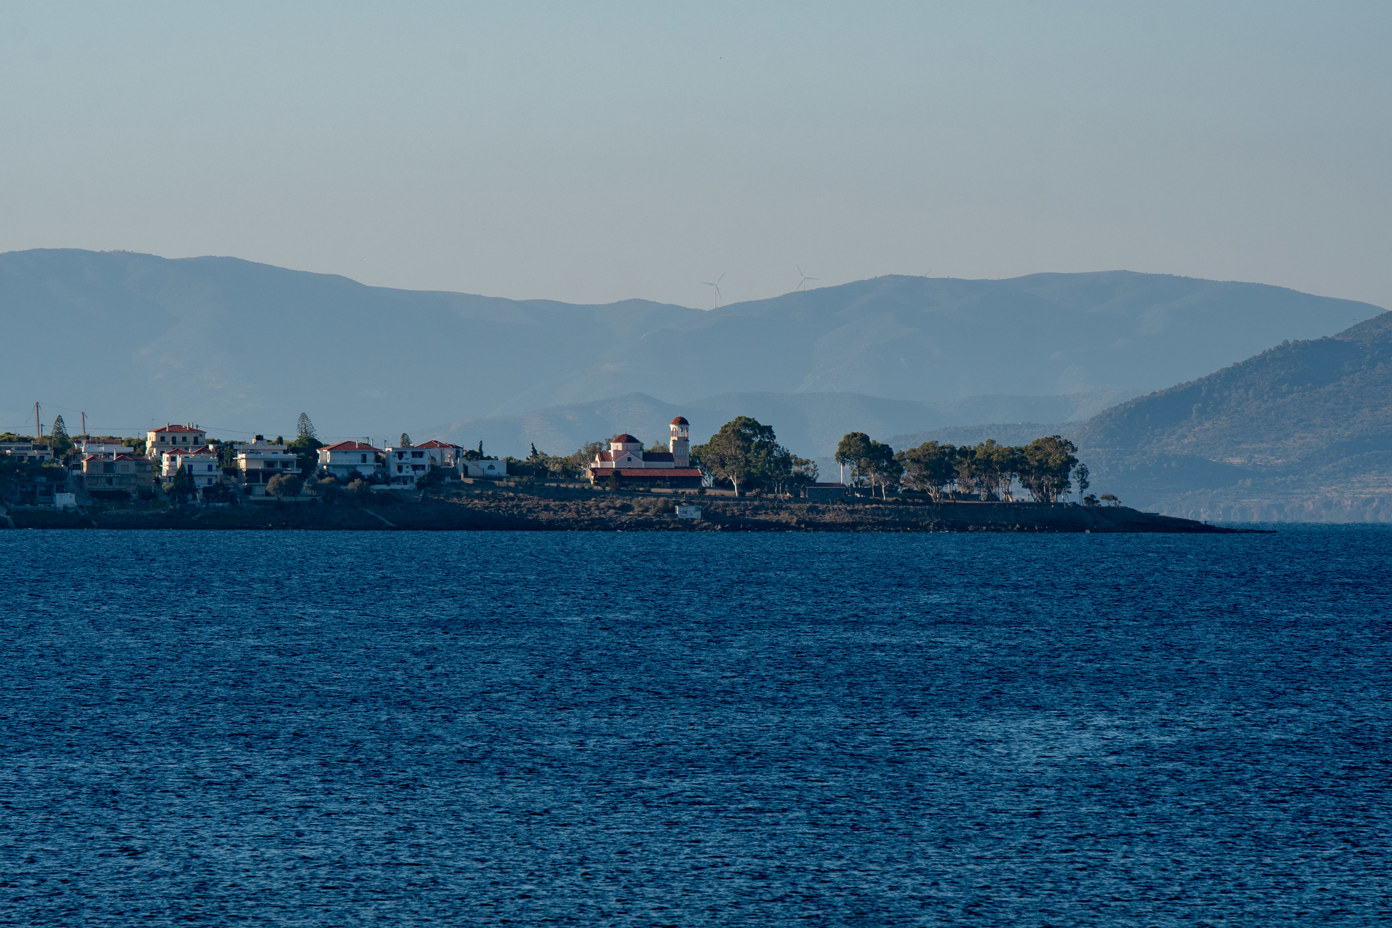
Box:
[81,411,87,438]
[35,402,41,441]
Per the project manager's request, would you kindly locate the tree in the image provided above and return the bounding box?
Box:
[1075,463,1090,502]
[835,432,872,489]
[1017,436,1079,504]
[1100,493,1120,507]
[399,433,412,448]
[296,413,317,441]
[960,440,1014,501]
[860,440,902,499]
[897,441,958,502]
[267,473,304,499]
[166,466,196,504]
[209,439,242,474]
[286,434,324,476]
[308,475,343,503]
[48,415,73,459]
[691,416,788,497]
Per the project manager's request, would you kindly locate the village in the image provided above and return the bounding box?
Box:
[0,409,1232,533]
[0,413,731,509]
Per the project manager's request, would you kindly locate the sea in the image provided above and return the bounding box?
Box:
[1,526,1389,926]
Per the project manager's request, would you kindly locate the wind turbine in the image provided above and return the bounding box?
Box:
[702,273,725,308]
[796,264,819,290]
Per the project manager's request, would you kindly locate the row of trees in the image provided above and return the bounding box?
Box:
[690,416,818,497]
[837,433,1088,503]
[506,417,1094,504]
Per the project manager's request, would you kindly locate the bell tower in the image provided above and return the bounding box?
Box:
[669,416,690,467]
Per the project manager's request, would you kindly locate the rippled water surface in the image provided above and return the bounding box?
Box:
[2,527,1390,926]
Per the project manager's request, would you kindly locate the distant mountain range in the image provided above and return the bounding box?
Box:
[6,248,1388,519]
[2,250,1377,455]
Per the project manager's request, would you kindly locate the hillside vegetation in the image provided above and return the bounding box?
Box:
[1074,312,1392,521]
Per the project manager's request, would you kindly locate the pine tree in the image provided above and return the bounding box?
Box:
[296,412,317,440]
[49,415,74,458]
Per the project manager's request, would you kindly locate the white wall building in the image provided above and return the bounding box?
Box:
[146,424,206,459]
[318,441,382,480]
[162,446,223,491]
[237,446,299,496]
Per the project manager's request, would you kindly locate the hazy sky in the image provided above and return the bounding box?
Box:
[4,1,1389,310]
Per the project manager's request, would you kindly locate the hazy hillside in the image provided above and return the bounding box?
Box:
[0,249,693,438]
[1071,312,1392,521]
[2,250,1379,448]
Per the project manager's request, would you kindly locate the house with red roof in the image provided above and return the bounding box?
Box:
[317,441,382,481]
[384,439,465,485]
[161,446,223,493]
[145,424,207,460]
[587,417,704,489]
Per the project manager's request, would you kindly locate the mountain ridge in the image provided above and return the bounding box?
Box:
[2,250,1381,459]
[1069,312,1392,521]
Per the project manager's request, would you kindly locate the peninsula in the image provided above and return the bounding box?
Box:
[4,482,1237,533]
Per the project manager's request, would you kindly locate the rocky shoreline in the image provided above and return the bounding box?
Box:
[2,485,1243,533]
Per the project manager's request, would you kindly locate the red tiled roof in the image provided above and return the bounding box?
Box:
[595,451,615,462]
[415,440,460,449]
[614,468,704,478]
[151,424,205,434]
[323,441,381,452]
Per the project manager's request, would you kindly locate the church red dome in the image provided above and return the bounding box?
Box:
[670,416,689,426]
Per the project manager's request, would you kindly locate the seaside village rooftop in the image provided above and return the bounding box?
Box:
[0,421,525,505]
[2,416,726,506]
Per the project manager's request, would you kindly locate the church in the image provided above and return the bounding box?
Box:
[587,416,705,489]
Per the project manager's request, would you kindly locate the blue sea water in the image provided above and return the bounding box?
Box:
[1,527,1389,926]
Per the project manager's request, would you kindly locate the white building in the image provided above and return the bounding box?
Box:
[237,445,299,496]
[162,446,223,491]
[383,439,465,485]
[76,439,129,458]
[586,416,702,488]
[461,457,508,479]
[146,424,207,459]
[318,441,382,480]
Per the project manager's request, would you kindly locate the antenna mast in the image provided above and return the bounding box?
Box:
[35,402,41,441]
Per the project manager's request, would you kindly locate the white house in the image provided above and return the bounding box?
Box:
[162,446,223,492]
[146,424,207,459]
[318,441,381,480]
[382,440,454,485]
[76,439,128,458]
[237,445,299,496]
[461,457,508,479]
[1,441,54,464]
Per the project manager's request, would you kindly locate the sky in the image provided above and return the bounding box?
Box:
[3,1,1390,311]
